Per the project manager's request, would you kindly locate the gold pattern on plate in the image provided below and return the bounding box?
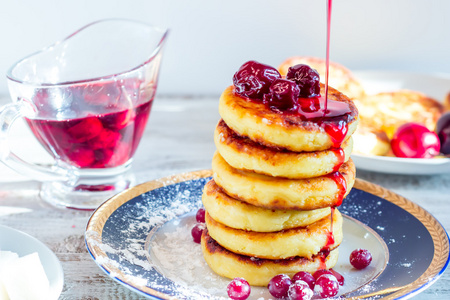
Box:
[353,179,449,299]
[85,173,449,299]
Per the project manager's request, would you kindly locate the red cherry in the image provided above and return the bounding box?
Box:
[264,78,300,111]
[233,61,281,99]
[227,278,251,300]
[391,122,440,158]
[436,112,450,155]
[67,117,103,142]
[286,64,321,98]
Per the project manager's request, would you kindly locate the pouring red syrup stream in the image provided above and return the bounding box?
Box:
[324,0,332,111]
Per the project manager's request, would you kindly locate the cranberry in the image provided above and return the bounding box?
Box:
[314,274,339,298]
[227,277,251,300]
[287,280,313,300]
[312,269,333,281]
[268,274,292,298]
[391,122,440,158]
[191,223,205,244]
[286,64,321,98]
[292,271,315,289]
[436,112,450,155]
[350,249,372,270]
[330,269,345,286]
[233,61,281,99]
[263,79,300,111]
[196,208,206,223]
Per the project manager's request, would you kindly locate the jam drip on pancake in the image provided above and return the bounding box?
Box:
[331,148,345,172]
[325,172,347,207]
[296,95,352,148]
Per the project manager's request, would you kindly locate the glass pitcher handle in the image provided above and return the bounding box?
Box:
[0,102,78,183]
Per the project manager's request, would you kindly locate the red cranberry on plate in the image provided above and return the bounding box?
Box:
[191,223,205,244]
[312,269,333,281]
[287,280,313,300]
[350,248,372,270]
[292,271,315,289]
[268,274,292,298]
[314,274,339,298]
[227,277,251,300]
[195,208,206,223]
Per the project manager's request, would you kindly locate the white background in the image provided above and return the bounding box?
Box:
[0,0,449,97]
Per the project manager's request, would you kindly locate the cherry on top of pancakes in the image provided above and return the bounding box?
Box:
[232,60,357,148]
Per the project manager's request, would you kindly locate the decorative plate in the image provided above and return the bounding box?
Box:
[85,171,449,299]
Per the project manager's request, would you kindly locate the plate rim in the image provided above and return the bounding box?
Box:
[85,171,450,299]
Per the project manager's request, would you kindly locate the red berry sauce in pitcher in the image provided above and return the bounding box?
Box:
[25,79,154,169]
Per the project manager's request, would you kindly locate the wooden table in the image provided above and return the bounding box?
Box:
[1,95,449,299]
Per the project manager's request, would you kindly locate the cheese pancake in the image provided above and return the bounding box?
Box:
[205,210,342,260]
[212,152,355,210]
[359,90,444,139]
[219,85,359,152]
[215,119,353,179]
[201,229,339,286]
[202,180,331,232]
[278,56,366,101]
[353,125,391,156]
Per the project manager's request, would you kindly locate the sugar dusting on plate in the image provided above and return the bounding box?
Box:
[85,177,429,299]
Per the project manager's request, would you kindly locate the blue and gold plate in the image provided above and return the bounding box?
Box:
[85,170,449,299]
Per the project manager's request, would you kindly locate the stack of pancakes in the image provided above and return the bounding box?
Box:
[201,84,359,286]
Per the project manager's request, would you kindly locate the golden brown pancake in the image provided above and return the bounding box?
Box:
[358,90,444,139]
[205,210,342,260]
[278,56,366,101]
[215,119,353,179]
[201,229,339,286]
[212,151,355,210]
[353,125,391,156]
[219,85,359,152]
[202,179,331,232]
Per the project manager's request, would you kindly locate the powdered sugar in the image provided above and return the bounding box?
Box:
[85,178,428,299]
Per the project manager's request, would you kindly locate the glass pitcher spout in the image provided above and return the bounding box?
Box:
[7,18,168,86]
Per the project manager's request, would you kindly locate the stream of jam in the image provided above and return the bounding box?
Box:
[324,0,333,110]
[331,148,345,172]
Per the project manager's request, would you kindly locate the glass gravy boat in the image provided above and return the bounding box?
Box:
[0,19,168,210]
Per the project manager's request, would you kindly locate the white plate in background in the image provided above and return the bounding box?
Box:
[352,71,450,175]
[0,225,64,300]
